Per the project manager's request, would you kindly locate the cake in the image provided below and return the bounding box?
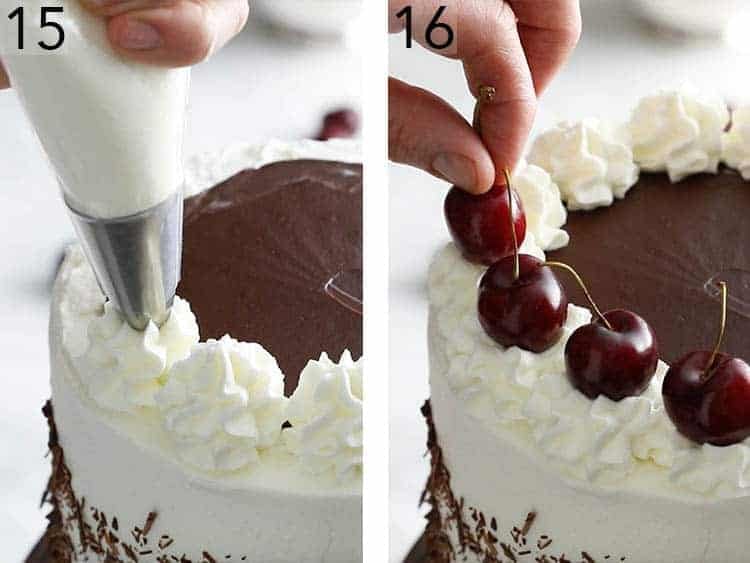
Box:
[418,89,750,562]
[31,140,363,563]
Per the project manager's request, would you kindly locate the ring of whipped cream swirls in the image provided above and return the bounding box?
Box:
[432,89,750,499]
[527,87,739,213]
[63,140,363,483]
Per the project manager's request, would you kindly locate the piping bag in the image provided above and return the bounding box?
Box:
[3,1,189,330]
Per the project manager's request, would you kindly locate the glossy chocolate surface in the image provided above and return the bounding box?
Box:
[548,168,750,364]
[179,159,362,395]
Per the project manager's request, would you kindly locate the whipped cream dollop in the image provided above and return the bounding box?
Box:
[429,243,750,497]
[75,297,198,413]
[722,106,750,180]
[285,351,363,482]
[512,161,569,250]
[183,139,361,198]
[156,335,288,473]
[628,89,729,182]
[527,118,639,211]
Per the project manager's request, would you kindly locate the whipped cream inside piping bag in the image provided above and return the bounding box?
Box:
[3,0,189,218]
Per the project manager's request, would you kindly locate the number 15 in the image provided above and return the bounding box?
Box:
[8,6,66,51]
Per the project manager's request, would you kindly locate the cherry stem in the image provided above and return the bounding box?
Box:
[472,86,496,137]
[705,281,728,378]
[503,167,520,281]
[544,261,613,330]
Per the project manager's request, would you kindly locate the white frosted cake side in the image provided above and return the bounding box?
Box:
[46,140,363,563]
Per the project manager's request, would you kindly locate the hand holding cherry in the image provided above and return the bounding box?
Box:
[444,87,526,265]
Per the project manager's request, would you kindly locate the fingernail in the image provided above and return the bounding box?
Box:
[116,19,162,50]
[432,153,478,190]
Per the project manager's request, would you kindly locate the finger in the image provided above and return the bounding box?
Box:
[459,1,536,178]
[388,0,406,33]
[391,0,537,176]
[80,0,169,16]
[83,0,249,67]
[389,77,495,194]
[0,60,8,90]
[508,0,582,94]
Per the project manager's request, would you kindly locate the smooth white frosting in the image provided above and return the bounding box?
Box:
[512,161,569,250]
[429,350,750,562]
[428,243,750,498]
[527,118,639,210]
[628,89,729,182]
[722,106,750,180]
[75,296,198,413]
[285,351,363,483]
[157,336,288,473]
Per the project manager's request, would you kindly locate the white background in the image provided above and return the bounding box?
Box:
[0,10,362,560]
[388,0,750,560]
[2,0,750,561]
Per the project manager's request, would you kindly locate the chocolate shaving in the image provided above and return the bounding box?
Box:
[521,513,536,536]
[29,400,251,563]
[416,400,627,563]
[144,512,158,537]
[538,537,553,550]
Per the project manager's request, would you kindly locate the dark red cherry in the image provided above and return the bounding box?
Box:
[316,108,359,140]
[565,310,658,401]
[663,351,750,446]
[444,183,527,265]
[478,254,567,353]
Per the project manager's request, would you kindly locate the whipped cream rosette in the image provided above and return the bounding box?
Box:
[528,118,638,210]
[157,335,288,472]
[628,89,729,182]
[285,351,363,482]
[723,106,750,180]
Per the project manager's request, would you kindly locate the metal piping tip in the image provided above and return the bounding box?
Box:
[65,191,183,331]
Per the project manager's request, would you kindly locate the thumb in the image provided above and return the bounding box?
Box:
[389,77,495,194]
[82,0,249,67]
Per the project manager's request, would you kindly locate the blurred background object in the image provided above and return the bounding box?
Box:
[256,0,362,40]
[631,0,749,37]
[0,5,361,559]
[388,0,750,560]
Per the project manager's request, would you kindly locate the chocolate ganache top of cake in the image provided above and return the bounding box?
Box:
[547,167,750,365]
[179,159,362,396]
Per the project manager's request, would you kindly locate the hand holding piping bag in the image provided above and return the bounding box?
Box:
[0,0,249,88]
